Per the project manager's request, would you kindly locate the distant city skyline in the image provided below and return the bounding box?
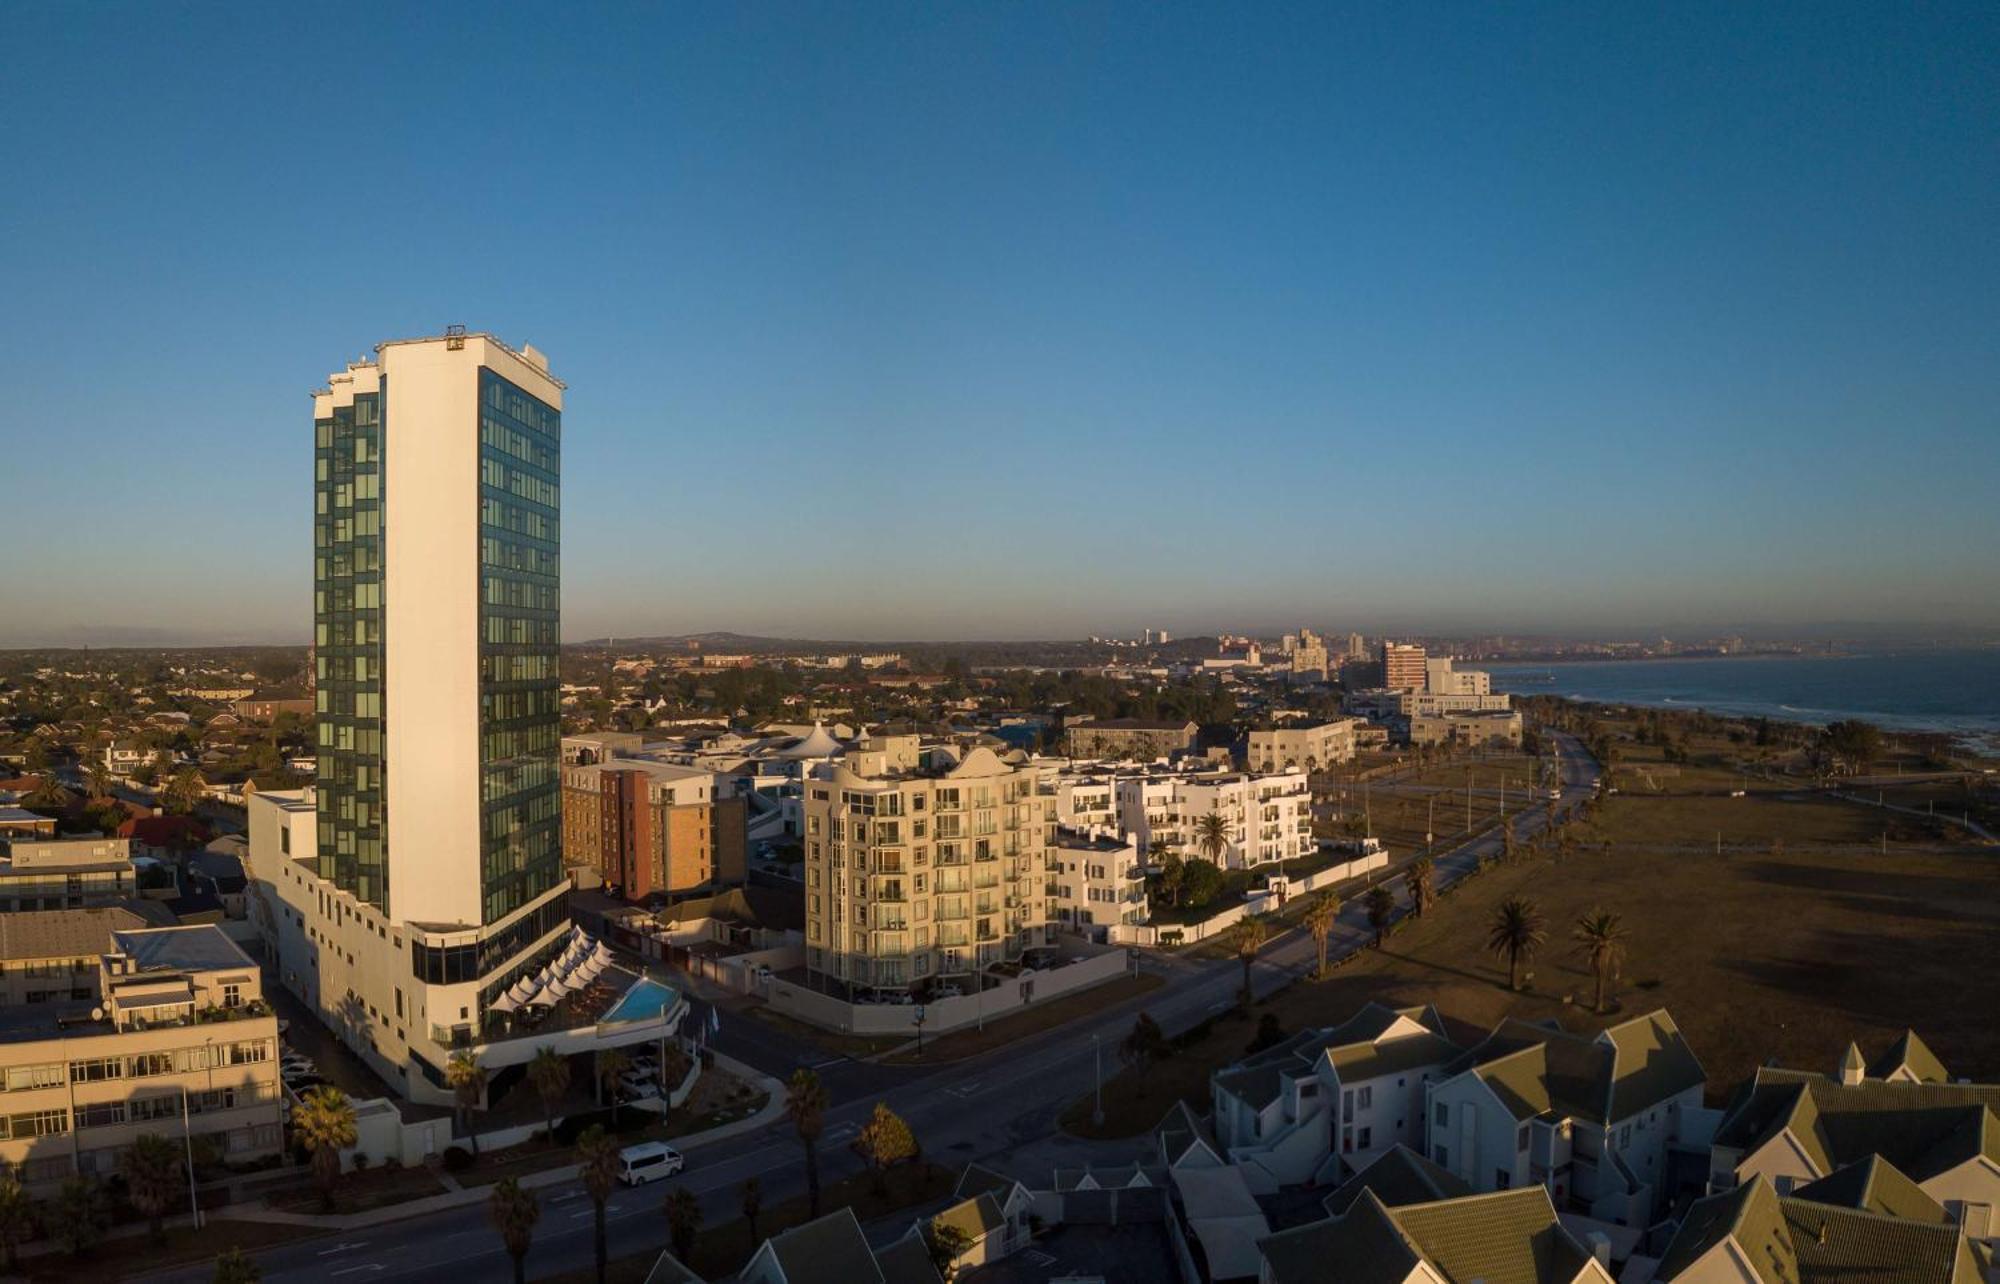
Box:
[2,4,1996,648]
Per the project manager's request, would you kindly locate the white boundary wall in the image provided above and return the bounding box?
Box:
[766,943,1132,1037]
[1106,849,1389,946]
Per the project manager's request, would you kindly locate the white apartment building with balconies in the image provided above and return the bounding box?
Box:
[802,738,1055,992]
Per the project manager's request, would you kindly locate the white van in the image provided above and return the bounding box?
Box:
[617,1142,684,1185]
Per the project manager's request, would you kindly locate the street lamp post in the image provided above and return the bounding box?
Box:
[913,1004,926,1057]
[1091,1034,1104,1128]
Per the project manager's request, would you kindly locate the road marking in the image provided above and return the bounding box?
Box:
[330,1265,385,1277]
[810,1056,847,1069]
[318,1242,369,1256]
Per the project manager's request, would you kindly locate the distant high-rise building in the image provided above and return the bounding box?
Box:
[1381,641,1429,691]
[1290,628,1329,678]
[1345,632,1366,660]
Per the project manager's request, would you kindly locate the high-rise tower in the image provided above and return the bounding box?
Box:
[312,331,565,930]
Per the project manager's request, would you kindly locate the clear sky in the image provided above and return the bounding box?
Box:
[1,3,1995,646]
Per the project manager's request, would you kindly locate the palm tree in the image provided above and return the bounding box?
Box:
[1152,843,1184,908]
[786,1067,830,1217]
[528,1045,570,1145]
[1364,884,1396,948]
[575,1124,619,1284]
[1228,915,1268,1008]
[28,772,70,809]
[119,1132,185,1242]
[212,1246,262,1283]
[597,1047,633,1129]
[1304,893,1340,978]
[54,1176,108,1257]
[1193,810,1230,865]
[1573,908,1628,1013]
[290,1085,357,1210]
[488,1177,541,1284]
[0,1171,36,1274]
[446,1051,488,1157]
[663,1185,702,1264]
[740,1176,762,1246]
[163,766,204,815]
[84,759,112,800]
[1408,857,1435,916]
[1487,898,1547,991]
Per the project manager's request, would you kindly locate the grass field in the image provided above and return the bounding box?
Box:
[1065,789,2000,1139]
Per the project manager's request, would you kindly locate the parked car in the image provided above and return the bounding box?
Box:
[931,983,963,999]
[617,1069,659,1097]
[616,1142,684,1185]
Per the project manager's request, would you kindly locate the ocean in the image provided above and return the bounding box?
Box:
[1486,651,2000,752]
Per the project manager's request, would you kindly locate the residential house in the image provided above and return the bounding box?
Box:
[1706,1032,2000,1240]
[1211,1003,1460,1189]
[0,836,135,910]
[918,1163,1037,1275]
[1424,1011,1710,1228]
[1640,1173,1985,1283]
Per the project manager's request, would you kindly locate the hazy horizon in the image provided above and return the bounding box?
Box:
[3,5,1996,647]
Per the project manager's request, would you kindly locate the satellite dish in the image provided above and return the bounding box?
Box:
[91,1007,105,1022]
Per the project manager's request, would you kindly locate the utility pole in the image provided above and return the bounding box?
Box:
[1092,1034,1104,1128]
[1466,774,1473,834]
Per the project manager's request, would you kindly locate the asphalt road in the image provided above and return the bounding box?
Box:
[145,734,1600,1284]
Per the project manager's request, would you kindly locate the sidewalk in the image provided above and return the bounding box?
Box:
[212,1051,788,1232]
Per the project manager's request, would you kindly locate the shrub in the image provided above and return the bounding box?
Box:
[441,1146,474,1173]
[351,1152,371,1172]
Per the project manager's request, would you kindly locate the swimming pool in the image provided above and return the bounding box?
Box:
[602,976,678,1025]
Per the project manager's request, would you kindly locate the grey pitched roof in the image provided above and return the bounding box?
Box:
[760,1207,884,1284]
[952,1162,1017,1202]
[1653,1175,1984,1284]
[1868,1030,1951,1085]
[1790,1155,1950,1224]
[871,1234,943,1284]
[1323,1145,1474,1216]
[1715,1067,2000,1182]
[1653,1178,1797,1280]
[1450,1010,1703,1127]
[1265,1186,1595,1284]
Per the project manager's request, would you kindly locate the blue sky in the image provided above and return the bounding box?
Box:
[1,3,1995,645]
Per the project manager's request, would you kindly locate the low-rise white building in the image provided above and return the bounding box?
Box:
[1246,720,1361,773]
[1049,827,1147,932]
[1211,1003,1460,1190]
[1424,1010,1710,1230]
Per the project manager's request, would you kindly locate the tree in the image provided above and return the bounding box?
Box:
[84,758,112,800]
[740,1176,762,1246]
[528,1045,571,1145]
[0,1172,36,1273]
[489,1177,541,1284]
[575,1125,620,1284]
[447,1051,489,1157]
[1177,859,1223,909]
[1304,893,1340,978]
[1488,898,1547,992]
[212,1247,263,1283]
[1821,720,1882,776]
[119,1132,186,1243]
[663,1185,702,1264]
[1119,1011,1170,1082]
[1228,915,1268,1008]
[1152,844,1184,908]
[854,1101,919,1195]
[924,1218,974,1284]
[54,1175,108,1257]
[28,771,70,809]
[162,766,203,815]
[291,1084,358,1210]
[1573,908,1628,1013]
[1364,884,1396,948]
[787,1067,830,1217]
[1193,810,1230,865]
[1246,1013,1286,1053]
[1408,857,1436,916]
[597,1047,633,1130]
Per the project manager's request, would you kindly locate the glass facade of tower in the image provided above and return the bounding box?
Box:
[313,391,388,911]
[476,370,563,925]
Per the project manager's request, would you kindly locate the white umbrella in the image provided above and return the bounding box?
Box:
[506,976,536,1003]
[574,956,606,985]
[542,973,575,1001]
[488,991,520,1015]
[589,942,615,968]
